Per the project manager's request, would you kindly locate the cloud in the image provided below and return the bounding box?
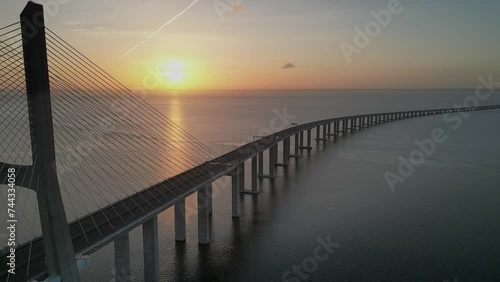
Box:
[281,63,296,69]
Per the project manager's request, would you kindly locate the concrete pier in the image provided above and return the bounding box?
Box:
[114,233,130,282]
[279,137,290,165]
[238,162,245,190]
[289,133,301,158]
[251,155,259,192]
[270,144,277,175]
[232,173,240,218]
[333,121,339,137]
[306,129,310,147]
[299,130,312,149]
[198,185,210,244]
[143,216,159,282]
[237,159,257,189]
[175,199,186,241]
[208,183,213,215]
[258,146,276,179]
[286,136,291,157]
[258,151,264,175]
[316,125,327,141]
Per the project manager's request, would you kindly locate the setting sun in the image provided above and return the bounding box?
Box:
[161,60,187,83]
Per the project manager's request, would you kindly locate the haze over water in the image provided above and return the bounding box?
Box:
[79,90,500,281]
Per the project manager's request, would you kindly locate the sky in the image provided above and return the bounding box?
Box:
[1,0,500,91]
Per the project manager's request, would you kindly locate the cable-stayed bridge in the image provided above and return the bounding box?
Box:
[1,2,499,282]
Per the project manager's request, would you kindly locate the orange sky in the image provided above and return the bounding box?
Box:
[2,0,500,91]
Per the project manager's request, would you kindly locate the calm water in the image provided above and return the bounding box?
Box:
[71,90,500,281]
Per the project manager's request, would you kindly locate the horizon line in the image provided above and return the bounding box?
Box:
[141,88,481,92]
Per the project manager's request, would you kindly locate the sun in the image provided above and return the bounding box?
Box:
[161,60,187,83]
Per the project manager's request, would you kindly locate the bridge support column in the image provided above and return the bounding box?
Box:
[315,126,320,141]
[322,125,327,139]
[258,151,264,175]
[299,130,312,150]
[232,172,241,217]
[208,183,213,215]
[114,233,131,282]
[280,137,290,165]
[307,129,312,148]
[238,162,245,189]
[21,3,80,281]
[290,133,301,158]
[270,144,277,176]
[175,199,186,241]
[143,216,159,282]
[334,121,339,137]
[251,155,259,192]
[258,147,275,179]
[198,186,210,244]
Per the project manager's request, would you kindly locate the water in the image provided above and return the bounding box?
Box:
[46,90,500,281]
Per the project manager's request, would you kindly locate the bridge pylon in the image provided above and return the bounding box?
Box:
[20,2,80,281]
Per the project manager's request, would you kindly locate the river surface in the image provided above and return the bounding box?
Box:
[4,90,500,281]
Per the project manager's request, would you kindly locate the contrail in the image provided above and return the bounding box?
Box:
[122,0,200,57]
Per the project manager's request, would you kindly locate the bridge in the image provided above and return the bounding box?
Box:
[1,2,499,282]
